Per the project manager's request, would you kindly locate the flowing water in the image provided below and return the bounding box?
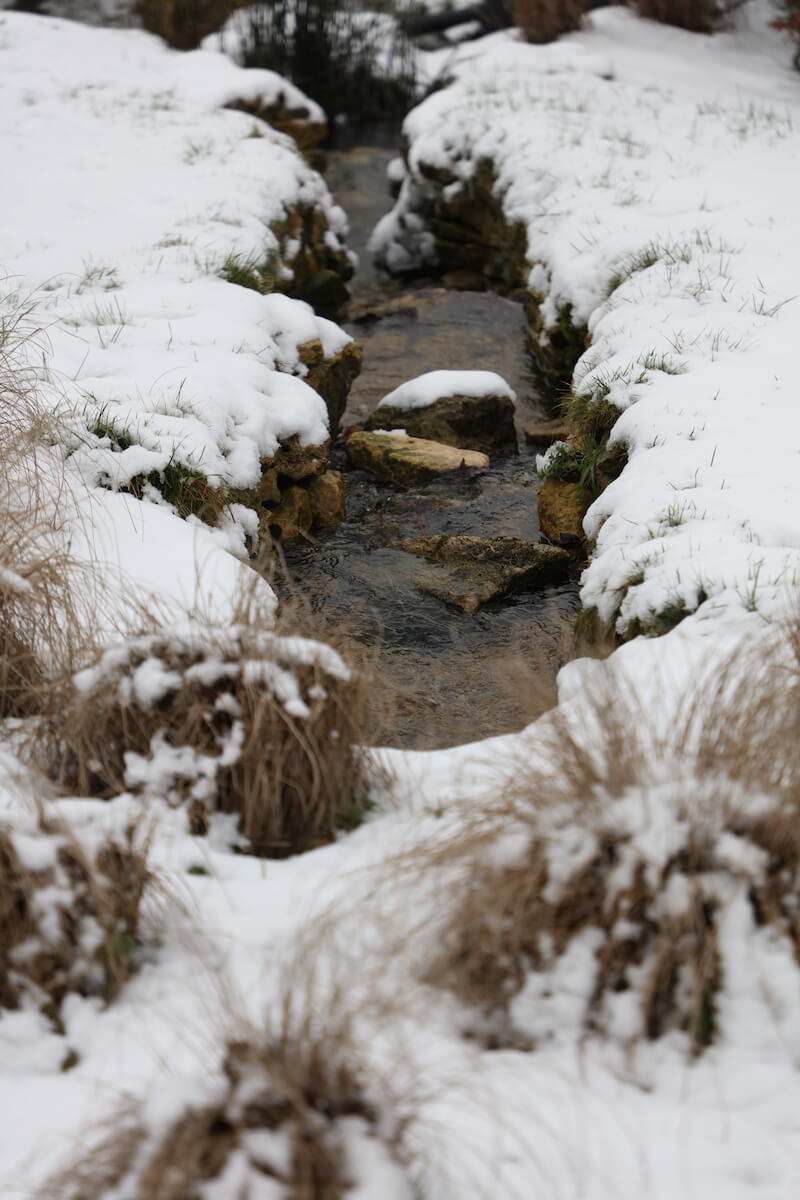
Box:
[283,128,581,749]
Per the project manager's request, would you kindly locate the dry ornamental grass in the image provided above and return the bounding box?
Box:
[0,299,88,718]
[46,977,415,1200]
[423,618,800,1053]
[631,0,746,33]
[39,602,382,857]
[0,810,157,1015]
[513,0,592,43]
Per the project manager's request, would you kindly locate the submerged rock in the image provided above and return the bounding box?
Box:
[345,432,489,485]
[366,369,518,458]
[396,534,570,613]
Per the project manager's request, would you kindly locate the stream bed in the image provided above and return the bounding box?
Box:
[282,129,581,750]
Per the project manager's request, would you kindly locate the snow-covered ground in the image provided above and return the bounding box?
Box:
[2,5,800,1199]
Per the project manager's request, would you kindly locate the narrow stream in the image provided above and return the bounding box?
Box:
[283,128,581,750]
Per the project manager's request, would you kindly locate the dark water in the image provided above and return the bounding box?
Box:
[282,133,581,749]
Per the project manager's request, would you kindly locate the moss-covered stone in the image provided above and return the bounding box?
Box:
[270,434,329,481]
[229,97,327,150]
[396,534,570,614]
[271,205,354,320]
[524,296,589,402]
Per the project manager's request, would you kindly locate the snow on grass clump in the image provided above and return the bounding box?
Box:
[0,13,353,519]
[378,369,516,411]
[423,623,800,1057]
[45,983,416,1200]
[37,614,378,857]
[0,788,160,1017]
[374,4,800,635]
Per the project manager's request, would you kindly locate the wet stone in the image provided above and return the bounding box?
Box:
[307,470,346,527]
[345,431,489,485]
[396,534,571,613]
[268,485,313,540]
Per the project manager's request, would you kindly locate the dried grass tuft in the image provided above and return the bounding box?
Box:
[631,0,746,34]
[424,618,800,1053]
[0,809,157,1014]
[38,587,386,857]
[136,0,246,48]
[513,0,592,44]
[48,976,414,1200]
[0,292,89,717]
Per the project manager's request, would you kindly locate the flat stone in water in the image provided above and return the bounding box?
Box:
[345,431,489,485]
[396,534,570,613]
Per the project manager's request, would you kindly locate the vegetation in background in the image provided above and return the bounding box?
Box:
[513,0,592,43]
[630,0,746,33]
[136,0,245,47]
[773,1,800,69]
[228,0,418,122]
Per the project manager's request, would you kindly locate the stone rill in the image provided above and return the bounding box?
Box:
[278,139,582,745]
[396,534,571,613]
[345,431,490,486]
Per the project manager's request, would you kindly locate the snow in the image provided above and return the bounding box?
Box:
[67,486,275,631]
[0,11,352,519]
[378,368,516,410]
[2,4,800,1199]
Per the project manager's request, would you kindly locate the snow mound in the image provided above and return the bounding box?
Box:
[379,368,516,410]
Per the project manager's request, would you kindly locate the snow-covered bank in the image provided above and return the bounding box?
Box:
[0,12,354,550]
[375,3,800,637]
